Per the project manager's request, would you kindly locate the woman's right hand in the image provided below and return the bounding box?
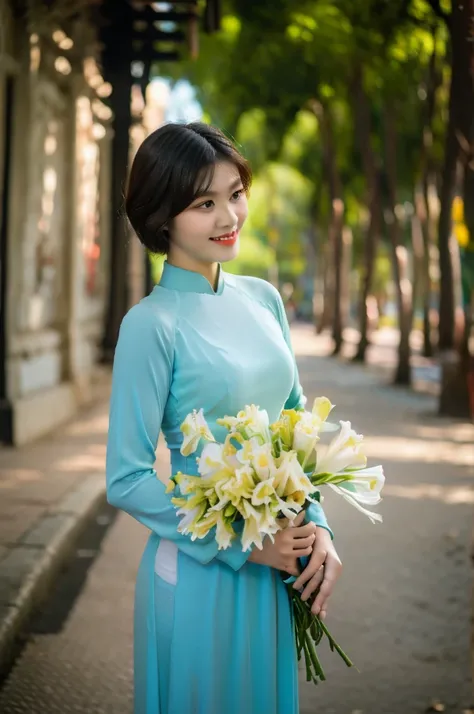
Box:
[248,510,316,576]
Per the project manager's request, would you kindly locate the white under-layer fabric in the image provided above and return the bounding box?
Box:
[154,538,178,585]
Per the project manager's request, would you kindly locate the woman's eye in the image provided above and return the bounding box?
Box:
[198,200,214,209]
[232,189,244,201]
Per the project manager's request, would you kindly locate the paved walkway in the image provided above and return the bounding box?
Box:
[0,323,473,713]
[0,389,110,672]
[292,324,473,713]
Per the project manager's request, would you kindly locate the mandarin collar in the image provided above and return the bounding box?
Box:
[158,260,225,296]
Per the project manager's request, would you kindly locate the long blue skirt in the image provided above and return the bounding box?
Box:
[133,533,299,714]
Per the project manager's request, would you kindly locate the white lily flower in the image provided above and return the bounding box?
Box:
[293,413,322,469]
[236,436,264,466]
[292,399,338,469]
[209,478,232,513]
[176,502,207,536]
[258,503,281,541]
[249,442,278,481]
[336,465,385,505]
[311,397,338,433]
[315,420,367,476]
[239,499,280,549]
[241,514,264,552]
[190,509,220,540]
[174,473,207,495]
[283,490,307,509]
[312,396,334,421]
[180,408,216,456]
[251,478,277,506]
[198,442,237,479]
[211,465,256,512]
[245,404,272,443]
[218,404,271,443]
[328,484,383,524]
[276,451,315,500]
[275,495,303,520]
[215,513,236,550]
[270,411,299,449]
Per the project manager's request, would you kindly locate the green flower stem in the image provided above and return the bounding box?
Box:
[293,597,324,683]
[288,585,354,685]
[309,617,323,646]
[306,635,325,682]
[318,618,355,668]
[301,637,314,682]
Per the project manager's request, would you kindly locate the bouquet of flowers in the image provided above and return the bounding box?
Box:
[165,397,385,684]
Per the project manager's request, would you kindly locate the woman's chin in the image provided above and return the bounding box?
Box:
[210,243,239,263]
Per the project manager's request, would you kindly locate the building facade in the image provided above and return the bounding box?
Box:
[0,1,113,444]
[0,0,221,445]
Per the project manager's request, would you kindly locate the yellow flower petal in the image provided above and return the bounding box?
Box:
[312,397,334,422]
[165,479,176,494]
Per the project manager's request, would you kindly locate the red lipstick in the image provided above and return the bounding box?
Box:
[209,230,239,246]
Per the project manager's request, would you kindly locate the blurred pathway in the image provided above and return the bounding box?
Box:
[292,323,473,713]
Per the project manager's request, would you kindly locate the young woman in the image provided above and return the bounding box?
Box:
[106,122,342,714]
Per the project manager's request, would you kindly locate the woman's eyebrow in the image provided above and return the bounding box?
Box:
[195,178,243,198]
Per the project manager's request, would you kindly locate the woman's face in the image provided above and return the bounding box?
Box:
[167,161,248,268]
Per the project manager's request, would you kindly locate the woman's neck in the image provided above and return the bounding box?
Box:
[166,252,220,291]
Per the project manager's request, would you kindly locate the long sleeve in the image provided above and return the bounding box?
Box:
[272,289,334,540]
[106,303,251,570]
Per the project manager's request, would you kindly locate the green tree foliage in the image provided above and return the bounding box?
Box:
[155,0,472,410]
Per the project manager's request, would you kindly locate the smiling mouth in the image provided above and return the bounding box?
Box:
[209,230,239,242]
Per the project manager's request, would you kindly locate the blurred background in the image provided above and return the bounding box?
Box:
[0,2,473,713]
[0,0,473,446]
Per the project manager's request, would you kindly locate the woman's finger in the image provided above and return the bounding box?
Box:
[300,566,325,602]
[311,554,342,615]
[291,522,316,539]
[311,578,333,616]
[291,510,306,527]
[292,544,314,559]
[292,549,327,590]
[292,533,315,550]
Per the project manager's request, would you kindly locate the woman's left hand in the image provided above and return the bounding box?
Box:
[291,526,342,619]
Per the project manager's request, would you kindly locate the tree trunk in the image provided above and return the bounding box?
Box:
[318,104,345,354]
[316,242,334,334]
[352,66,380,362]
[437,99,459,350]
[101,71,133,360]
[438,1,474,351]
[416,34,441,357]
[100,0,134,361]
[411,210,425,329]
[438,0,474,416]
[341,226,353,335]
[438,312,471,417]
[307,183,328,332]
[383,106,413,385]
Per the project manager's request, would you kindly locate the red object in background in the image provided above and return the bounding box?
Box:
[469,357,474,421]
[85,243,101,295]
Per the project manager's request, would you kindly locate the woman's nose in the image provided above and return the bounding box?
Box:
[217,204,238,229]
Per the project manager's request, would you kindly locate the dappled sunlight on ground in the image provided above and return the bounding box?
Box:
[53,445,106,472]
[0,469,44,488]
[409,422,474,443]
[362,435,473,467]
[64,413,109,436]
[384,482,474,504]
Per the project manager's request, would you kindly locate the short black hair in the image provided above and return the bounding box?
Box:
[125,122,252,255]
